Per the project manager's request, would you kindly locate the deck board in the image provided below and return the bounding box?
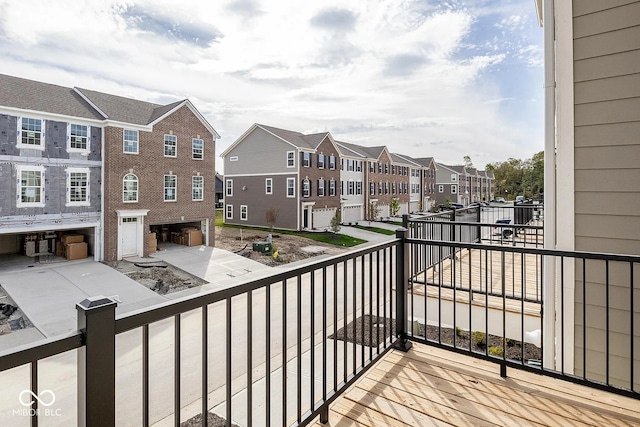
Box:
[320,343,640,427]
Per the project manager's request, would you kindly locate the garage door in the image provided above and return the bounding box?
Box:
[121,217,138,257]
[342,205,362,223]
[312,208,335,229]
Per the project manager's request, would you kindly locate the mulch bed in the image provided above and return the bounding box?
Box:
[181,412,240,427]
[331,314,541,362]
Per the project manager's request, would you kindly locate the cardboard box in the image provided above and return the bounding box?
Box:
[186,230,202,246]
[181,227,198,236]
[61,234,84,245]
[66,242,87,260]
[148,233,157,254]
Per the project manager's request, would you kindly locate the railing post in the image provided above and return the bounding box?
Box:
[77,296,118,427]
[394,228,412,352]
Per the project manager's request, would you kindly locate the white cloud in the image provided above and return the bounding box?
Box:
[0,0,543,171]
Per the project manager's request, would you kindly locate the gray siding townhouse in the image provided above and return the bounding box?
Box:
[0,74,103,259]
[434,163,462,206]
[536,0,640,387]
[221,124,341,230]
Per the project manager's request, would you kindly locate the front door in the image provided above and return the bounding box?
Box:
[121,217,138,257]
[303,208,309,229]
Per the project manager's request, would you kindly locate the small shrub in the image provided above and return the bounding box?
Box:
[472,331,486,348]
[455,326,463,337]
[488,346,504,357]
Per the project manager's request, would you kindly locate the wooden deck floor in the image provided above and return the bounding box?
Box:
[317,343,640,427]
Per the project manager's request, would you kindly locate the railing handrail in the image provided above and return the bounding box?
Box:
[407,219,543,230]
[406,237,640,263]
[116,238,401,334]
[0,330,83,372]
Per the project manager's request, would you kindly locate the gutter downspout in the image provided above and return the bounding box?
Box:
[542,0,556,370]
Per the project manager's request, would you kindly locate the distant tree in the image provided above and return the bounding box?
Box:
[444,196,452,207]
[486,152,543,199]
[389,198,400,217]
[265,208,280,231]
[329,209,341,234]
[463,155,474,169]
[366,201,380,223]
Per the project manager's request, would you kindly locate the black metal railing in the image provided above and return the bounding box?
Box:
[0,239,402,427]
[404,235,639,399]
[2,210,639,426]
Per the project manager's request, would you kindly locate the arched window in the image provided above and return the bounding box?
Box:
[123,173,138,202]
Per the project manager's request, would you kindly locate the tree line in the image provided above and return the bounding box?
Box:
[484,151,544,201]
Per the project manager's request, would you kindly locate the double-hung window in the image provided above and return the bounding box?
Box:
[192,176,204,201]
[370,183,375,196]
[287,151,295,168]
[164,135,177,157]
[67,168,90,206]
[265,178,273,195]
[317,154,325,169]
[329,179,336,196]
[240,205,248,221]
[124,129,139,153]
[17,165,45,207]
[226,204,233,219]
[329,156,336,170]
[348,180,354,195]
[302,152,311,167]
[164,175,177,201]
[192,138,204,160]
[356,181,362,195]
[226,179,233,197]
[286,178,296,197]
[69,124,89,151]
[19,118,45,149]
[317,179,325,196]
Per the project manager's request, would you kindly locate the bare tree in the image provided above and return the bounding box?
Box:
[265,208,280,231]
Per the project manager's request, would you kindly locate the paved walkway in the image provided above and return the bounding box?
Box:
[0,260,167,346]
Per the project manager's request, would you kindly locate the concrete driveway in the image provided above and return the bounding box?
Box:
[0,260,167,346]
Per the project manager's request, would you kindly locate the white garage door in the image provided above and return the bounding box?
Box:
[121,217,138,257]
[312,208,335,229]
[342,205,362,223]
[378,204,390,219]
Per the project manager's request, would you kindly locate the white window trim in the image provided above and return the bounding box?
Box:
[123,173,139,203]
[17,117,46,151]
[265,178,273,195]
[286,177,296,198]
[16,165,45,208]
[192,138,204,160]
[68,123,90,154]
[318,179,325,197]
[226,179,233,197]
[302,178,310,197]
[286,151,295,168]
[66,167,91,207]
[451,184,457,194]
[226,204,233,220]
[329,179,336,196]
[164,174,177,202]
[164,134,177,158]
[123,129,139,154]
[240,205,248,221]
[192,176,204,201]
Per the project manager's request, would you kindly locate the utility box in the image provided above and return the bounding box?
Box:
[252,242,272,254]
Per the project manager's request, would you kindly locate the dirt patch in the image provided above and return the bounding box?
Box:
[214,226,348,267]
[0,285,34,336]
[107,261,208,295]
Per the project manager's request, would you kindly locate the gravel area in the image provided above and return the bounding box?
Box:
[0,285,34,336]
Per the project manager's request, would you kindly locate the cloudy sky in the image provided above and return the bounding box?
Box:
[0,0,543,172]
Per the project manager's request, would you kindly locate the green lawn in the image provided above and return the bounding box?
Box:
[215,209,224,226]
[216,223,367,247]
[354,225,396,235]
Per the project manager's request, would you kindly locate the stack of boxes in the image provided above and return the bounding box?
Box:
[58,234,88,260]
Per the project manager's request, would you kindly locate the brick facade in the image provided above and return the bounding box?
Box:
[103,105,215,261]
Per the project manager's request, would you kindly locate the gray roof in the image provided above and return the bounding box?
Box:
[391,153,422,166]
[0,74,217,136]
[258,124,330,150]
[77,87,185,126]
[335,140,368,158]
[0,74,105,120]
[357,145,386,159]
[413,157,435,168]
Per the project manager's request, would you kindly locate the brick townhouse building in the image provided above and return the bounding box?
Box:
[0,74,219,262]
